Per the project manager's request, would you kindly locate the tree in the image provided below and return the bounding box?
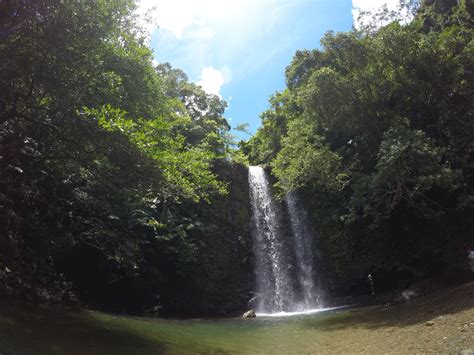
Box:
[0,0,237,311]
[246,0,474,287]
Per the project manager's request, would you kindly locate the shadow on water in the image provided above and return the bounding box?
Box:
[300,281,474,331]
[0,282,472,354]
[0,300,257,354]
[0,300,168,355]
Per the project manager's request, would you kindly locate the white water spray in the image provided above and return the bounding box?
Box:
[285,191,320,308]
[248,166,323,314]
[248,166,296,313]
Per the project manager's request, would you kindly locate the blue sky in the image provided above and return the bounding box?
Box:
[137,0,399,139]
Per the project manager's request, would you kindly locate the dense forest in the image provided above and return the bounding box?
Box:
[0,0,252,315]
[243,0,474,295]
[0,0,473,316]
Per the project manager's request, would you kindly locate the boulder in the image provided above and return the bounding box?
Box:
[242,310,256,318]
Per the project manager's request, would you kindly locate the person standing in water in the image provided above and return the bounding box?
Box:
[468,247,474,273]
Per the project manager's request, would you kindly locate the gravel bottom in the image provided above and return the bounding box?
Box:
[311,281,474,354]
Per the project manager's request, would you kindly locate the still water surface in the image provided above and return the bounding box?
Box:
[0,301,351,354]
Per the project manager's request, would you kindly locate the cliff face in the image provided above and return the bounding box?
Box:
[298,185,474,303]
[1,162,254,316]
[156,162,254,315]
[78,161,255,316]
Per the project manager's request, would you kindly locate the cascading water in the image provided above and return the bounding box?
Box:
[249,166,322,314]
[248,166,297,313]
[285,191,320,309]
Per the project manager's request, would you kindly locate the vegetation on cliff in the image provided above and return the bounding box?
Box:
[0,0,251,314]
[1,0,473,315]
[242,0,474,294]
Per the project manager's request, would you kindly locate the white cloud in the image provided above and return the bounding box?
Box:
[136,0,254,39]
[138,0,296,93]
[189,27,216,40]
[219,66,233,84]
[196,66,232,97]
[352,0,413,29]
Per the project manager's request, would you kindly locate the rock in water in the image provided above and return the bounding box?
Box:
[242,310,256,318]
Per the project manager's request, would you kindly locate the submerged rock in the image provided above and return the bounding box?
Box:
[242,310,256,318]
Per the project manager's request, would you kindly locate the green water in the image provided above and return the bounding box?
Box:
[0,301,354,354]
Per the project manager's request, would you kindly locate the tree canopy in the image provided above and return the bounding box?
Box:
[0,0,251,314]
[243,0,474,279]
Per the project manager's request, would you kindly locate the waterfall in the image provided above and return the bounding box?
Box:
[248,166,296,313]
[285,191,320,309]
[248,166,322,314]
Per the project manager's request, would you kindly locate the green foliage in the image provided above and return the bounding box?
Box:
[241,90,295,166]
[0,0,245,313]
[347,119,459,226]
[246,0,474,285]
[272,119,347,193]
[82,105,227,202]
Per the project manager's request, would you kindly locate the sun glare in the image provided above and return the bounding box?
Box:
[138,0,253,38]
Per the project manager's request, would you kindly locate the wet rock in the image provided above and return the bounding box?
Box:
[242,310,256,318]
